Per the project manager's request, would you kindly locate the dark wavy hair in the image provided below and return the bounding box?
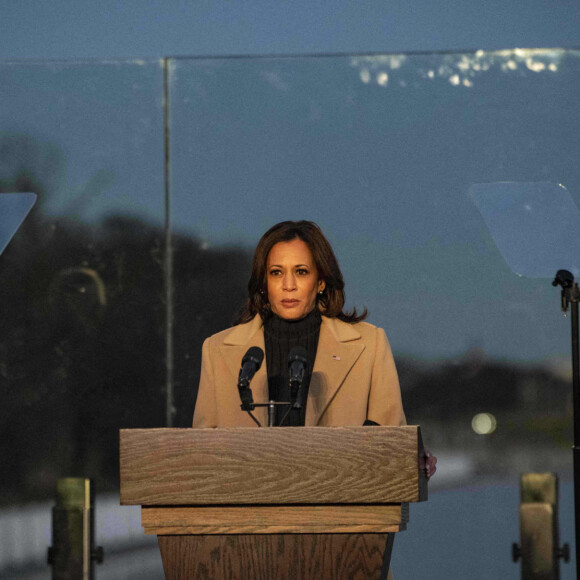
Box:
[235,220,367,325]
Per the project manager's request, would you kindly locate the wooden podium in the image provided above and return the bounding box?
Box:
[120,426,427,579]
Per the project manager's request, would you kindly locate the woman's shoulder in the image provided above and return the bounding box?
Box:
[322,316,386,341]
[203,325,234,345]
[350,320,387,342]
[203,316,262,347]
[350,320,380,331]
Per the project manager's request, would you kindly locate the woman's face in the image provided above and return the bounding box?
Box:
[266,238,325,320]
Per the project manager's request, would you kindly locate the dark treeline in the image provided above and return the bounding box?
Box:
[0,134,573,505]
[399,350,572,452]
[0,189,251,505]
[1,203,573,505]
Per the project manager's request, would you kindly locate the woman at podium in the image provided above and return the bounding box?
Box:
[192,221,434,579]
[193,220,431,458]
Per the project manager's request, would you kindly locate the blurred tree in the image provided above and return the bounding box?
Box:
[0,134,572,504]
[0,135,251,504]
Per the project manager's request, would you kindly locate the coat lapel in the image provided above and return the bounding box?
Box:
[219,317,268,424]
[306,317,365,426]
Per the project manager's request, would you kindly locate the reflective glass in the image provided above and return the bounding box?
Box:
[170,49,580,361]
[169,50,580,576]
[169,48,580,474]
[1,49,579,578]
[0,61,165,507]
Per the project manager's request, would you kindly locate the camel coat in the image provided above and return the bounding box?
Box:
[193,315,406,428]
[192,316,402,579]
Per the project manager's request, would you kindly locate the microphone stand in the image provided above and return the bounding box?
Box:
[240,405,262,428]
[552,269,580,578]
[244,375,303,427]
[248,401,292,427]
[241,359,305,427]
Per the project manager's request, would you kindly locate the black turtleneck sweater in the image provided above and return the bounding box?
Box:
[264,308,322,426]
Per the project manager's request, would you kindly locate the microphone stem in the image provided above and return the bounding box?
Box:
[246,410,261,427]
[268,401,276,427]
[278,403,294,427]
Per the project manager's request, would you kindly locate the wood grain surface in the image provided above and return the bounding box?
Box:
[142,504,408,535]
[120,426,426,505]
[157,533,392,580]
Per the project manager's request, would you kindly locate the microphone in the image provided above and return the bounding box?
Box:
[288,346,308,409]
[238,346,264,411]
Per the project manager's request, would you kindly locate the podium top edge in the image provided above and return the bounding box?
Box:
[120,425,421,433]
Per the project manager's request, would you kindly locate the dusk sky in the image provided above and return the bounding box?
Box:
[2,0,579,60]
[2,2,580,363]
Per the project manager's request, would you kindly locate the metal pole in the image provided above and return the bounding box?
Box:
[571,299,580,577]
[553,271,580,579]
[163,58,175,427]
[268,401,276,427]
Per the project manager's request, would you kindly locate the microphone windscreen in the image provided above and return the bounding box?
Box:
[242,346,264,369]
[287,345,308,367]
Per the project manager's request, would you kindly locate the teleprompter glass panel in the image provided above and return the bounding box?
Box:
[0,192,36,255]
[470,182,580,278]
[0,61,165,503]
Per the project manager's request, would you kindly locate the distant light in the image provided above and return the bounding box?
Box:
[526,58,546,73]
[472,412,497,435]
[376,72,388,87]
